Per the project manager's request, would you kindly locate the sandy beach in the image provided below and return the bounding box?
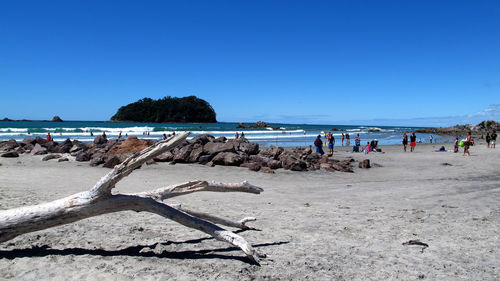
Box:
[0,141,499,280]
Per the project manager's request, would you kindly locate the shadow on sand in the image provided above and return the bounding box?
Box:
[0,233,289,265]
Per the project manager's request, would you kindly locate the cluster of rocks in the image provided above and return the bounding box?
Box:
[416,120,500,135]
[1,134,368,173]
[236,121,280,130]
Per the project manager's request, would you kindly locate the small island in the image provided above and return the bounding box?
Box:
[110,96,217,123]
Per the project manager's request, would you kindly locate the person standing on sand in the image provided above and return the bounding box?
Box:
[346,133,350,146]
[402,133,408,152]
[463,132,472,156]
[341,133,345,146]
[429,134,433,144]
[410,132,416,152]
[490,131,496,148]
[314,135,324,155]
[485,133,490,148]
[327,132,335,154]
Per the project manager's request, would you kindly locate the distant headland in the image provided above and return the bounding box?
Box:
[110,96,217,123]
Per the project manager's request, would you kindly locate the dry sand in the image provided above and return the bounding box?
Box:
[0,141,499,280]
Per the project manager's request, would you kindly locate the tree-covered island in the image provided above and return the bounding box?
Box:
[110,96,217,123]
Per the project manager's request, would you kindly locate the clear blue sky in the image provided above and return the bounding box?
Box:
[1,0,499,126]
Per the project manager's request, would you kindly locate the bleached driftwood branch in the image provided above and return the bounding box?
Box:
[0,132,264,264]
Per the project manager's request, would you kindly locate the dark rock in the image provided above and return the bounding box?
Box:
[198,155,212,165]
[0,139,19,151]
[279,152,307,171]
[75,151,91,162]
[268,160,282,169]
[331,162,353,172]
[239,142,259,155]
[103,155,122,168]
[31,143,48,155]
[261,167,275,174]
[2,117,13,121]
[22,137,35,145]
[94,135,108,145]
[42,154,62,161]
[203,141,235,156]
[212,152,244,166]
[249,155,272,167]
[14,146,26,154]
[45,141,59,152]
[58,157,69,162]
[258,146,284,160]
[89,153,106,166]
[104,138,122,151]
[358,159,371,169]
[51,116,63,122]
[173,144,194,163]
[240,162,261,171]
[34,136,47,146]
[190,134,215,145]
[1,151,19,158]
[54,138,73,153]
[213,136,227,143]
[187,143,204,163]
[153,151,174,162]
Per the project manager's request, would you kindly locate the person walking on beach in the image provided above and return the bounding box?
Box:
[491,131,497,148]
[485,133,490,148]
[429,134,433,144]
[314,135,324,155]
[346,133,350,146]
[463,132,472,156]
[402,133,408,152]
[410,132,417,152]
[327,132,335,155]
[341,133,345,146]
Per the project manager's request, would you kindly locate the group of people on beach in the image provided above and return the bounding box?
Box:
[314,132,379,156]
[485,131,497,149]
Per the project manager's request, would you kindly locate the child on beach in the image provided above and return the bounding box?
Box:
[314,135,324,155]
[463,132,472,156]
[364,142,371,154]
[454,137,459,153]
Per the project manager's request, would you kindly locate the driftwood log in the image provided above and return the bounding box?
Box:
[0,132,264,264]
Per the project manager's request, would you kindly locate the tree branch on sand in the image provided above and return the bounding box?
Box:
[0,132,265,264]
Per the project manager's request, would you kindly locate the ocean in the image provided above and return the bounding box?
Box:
[0,121,442,147]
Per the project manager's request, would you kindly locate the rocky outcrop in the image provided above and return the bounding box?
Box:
[0,134,359,173]
[416,120,500,135]
[51,116,63,122]
[237,121,280,130]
